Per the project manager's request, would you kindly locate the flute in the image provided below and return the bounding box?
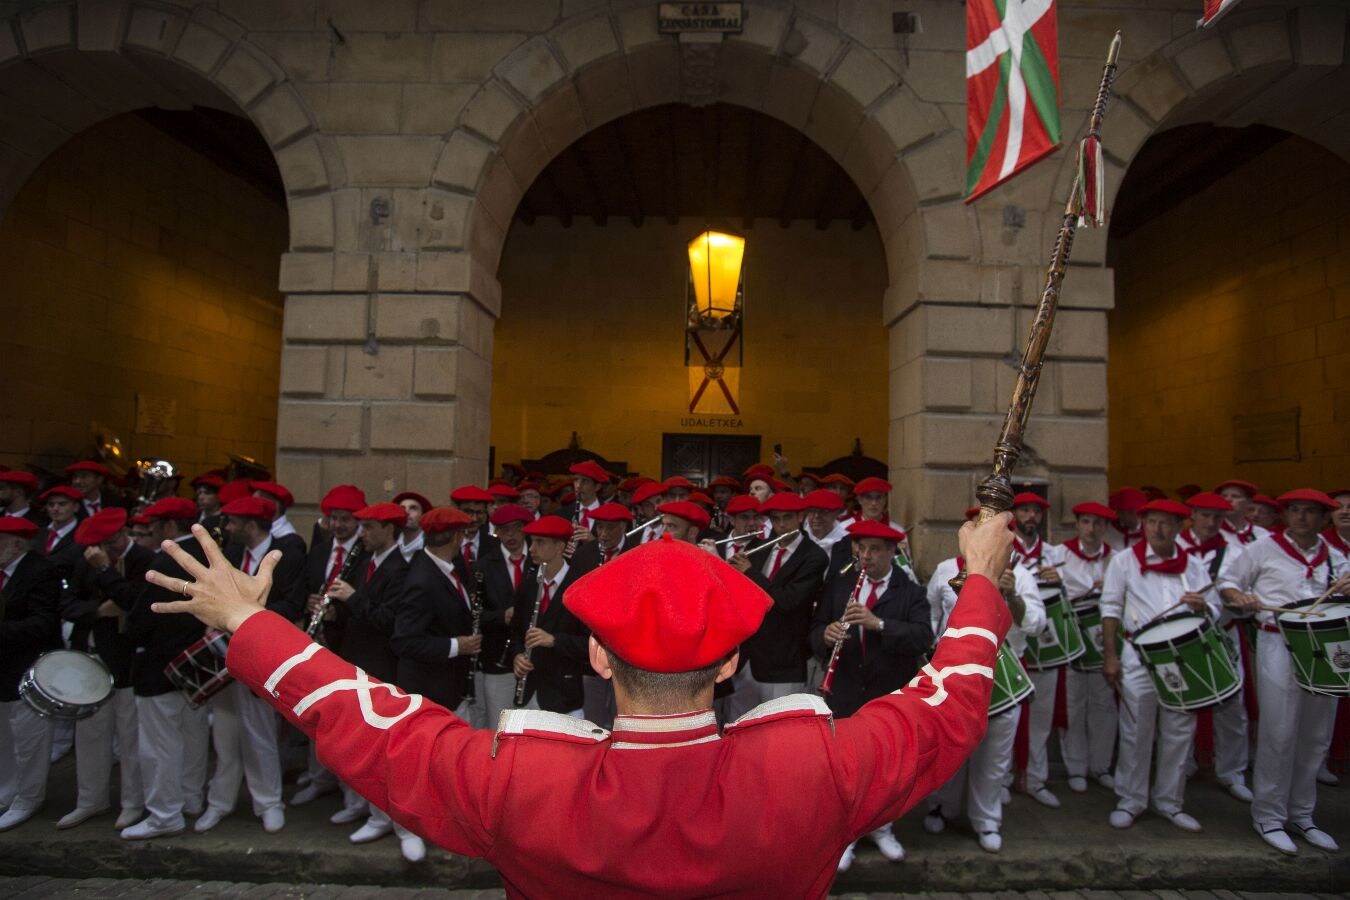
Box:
[625,515,660,539]
[713,530,760,547]
[743,530,800,556]
[820,567,868,695]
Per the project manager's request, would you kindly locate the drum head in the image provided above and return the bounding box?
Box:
[32,652,111,704]
[1135,614,1204,646]
[1279,599,1350,626]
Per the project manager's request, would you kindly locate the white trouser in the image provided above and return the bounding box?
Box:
[1212,623,1249,786]
[1026,668,1060,790]
[724,668,807,722]
[364,803,418,840]
[0,700,54,812]
[931,704,1020,833]
[136,692,209,829]
[74,687,143,812]
[204,681,284,817]
[478,672,517,730]
[1113,659,1194,816]
[1252,628,1337,830]
[1062,667,1116,778]
[583,675,616,730]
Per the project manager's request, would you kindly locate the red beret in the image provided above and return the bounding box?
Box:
[1326,487,1350,499]
[191,473,225,490]
[564,537,772,673]
[853,477,893,496]
[1109,487,1149,512]
[40,486,82,502]
[128,514,150,526]
[65,461,110,476]
[1214,479,1259,497]
[658,501,711,530]
[1139,498,1191,518]
[1071,502,1117,520]
[524,515,575,541]
[488,483,521,500]
[420,506,471,534]
[0,516,39,539]
[490,503,533,526]
[569,461,612,484]
[819,473,855,488]
[218,480,253,504]
[516,481,542,493]
[1186,492,1233,512]
[1141,485,1167,501]
[1012,491,1050,509]
[356,502,408,526]
[0,471,39,491]
[802,489,844,511]
[708,476,741,490]
[392,491,432,513]
[221,497,276,520]
[75,508,128,546]
[689,491,714,507]
[1277,489,1337,511]
[663,476,695,490]
[143,497,199,520]
[589,502,635,523]
[847,519,905,542]
[1252,494,1281,510]
[1176,483,1203,499]
[450,485,494,504]
[768,478,790,493]
[251,481,296,509]
[617,477,645,493]
[631,483,666,506]
[725,495,760,515]
[319,484,365,515]
[743,464,775,480]
[965,506,981,521]
[759,492,807,513]
[796,471,821,483]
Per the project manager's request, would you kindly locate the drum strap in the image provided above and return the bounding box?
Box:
[1257,622,1280,634]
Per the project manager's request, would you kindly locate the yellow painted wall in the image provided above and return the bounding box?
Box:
[492,218,889,477]
[0,113,287,482]
[1108,135,1350,494]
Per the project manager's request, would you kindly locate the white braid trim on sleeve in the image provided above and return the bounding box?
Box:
[901,662,994,707]
[940,626,1000,647]
[263,642,322,694]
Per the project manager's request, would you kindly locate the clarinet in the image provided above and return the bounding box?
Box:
[820,565,868,695]
[465,568,485,703]
[514,579,545,706]
[496,559,537,668]
[563,503,583,559]
[306,544,368,636]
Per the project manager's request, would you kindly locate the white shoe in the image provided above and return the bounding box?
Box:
[869,828,904,862]
[329,806,366,825]
[1158,809,1201,833]
[290,783,336,806]
[56,805,110,829]
[999,786,1011,804]
[1029,786,1061,809]
[1067,776,1087,793]
[1289,822,1339,852]
[0,806,36,832]
[349,821,393,844]
[115,808,144,829]
[121,819,185,840]
[400,834,427,862]
[836,842,855,873]
[1255,823,1297,855]
[193,809,226,833]
[922,810,945,834]
[1226,781,1253,802]
[1094,771,1114,789]
[1316,765,1339,786]
[1109,808,1135,829]
[978,830,1002,853]
[261,808,285,833]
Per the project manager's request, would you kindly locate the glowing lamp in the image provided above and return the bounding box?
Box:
[687,230,744,324]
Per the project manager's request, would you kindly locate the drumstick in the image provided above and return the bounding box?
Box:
[1110,680,1135,725]
[1302,581,1343,617]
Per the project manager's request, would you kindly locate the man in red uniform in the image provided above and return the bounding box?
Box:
[146,512,1014,898]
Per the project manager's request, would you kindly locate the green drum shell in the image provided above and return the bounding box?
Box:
[1071,595,1113,672]
[989,643,1034,717]
[1025,584,1086,671]
[1276,597,1350,697]
[1131,612,1241,713]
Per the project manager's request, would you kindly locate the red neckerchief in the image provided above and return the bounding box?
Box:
[1325,529,1350,555]
[1111,520,1142,541]
[1133,540,1188,575]
[1271,531,1329,579]
[1063,538,1108,563]
[1013,535,1043,565]
[1221,519,1257,544]
[1182,530,1227,557]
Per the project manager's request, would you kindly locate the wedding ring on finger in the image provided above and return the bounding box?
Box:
[179,579,193,597]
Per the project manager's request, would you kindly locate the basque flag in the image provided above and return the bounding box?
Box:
[965,0,1062,203]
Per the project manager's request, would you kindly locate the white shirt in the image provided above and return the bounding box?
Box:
[1220,519,1270,548]
[1100,543,1221,669]
[761,532,803,579]
[398,529,424,562]
[1012,534,1063,573]
[500,549,528,588]
[926,559,1044,654]
[369,543,398,572]
[575,498,601,526]
[8,505,30,519]
[1219,534,1347,625]
[805,521,849,557]
[641,522,664,544]
[425,548,471,658]
[1103,523,1141,552]
[271,515,298,539]
[325,535,359,580]
[3,550,26,580]
[239,534,273,576]
[1053,541,1112,602]
[721,532,757,562]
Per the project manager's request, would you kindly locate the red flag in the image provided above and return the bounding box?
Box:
[1199,0,1241,28]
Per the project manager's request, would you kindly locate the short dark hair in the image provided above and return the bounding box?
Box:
[424,529,462,549]
[603,645,730,707]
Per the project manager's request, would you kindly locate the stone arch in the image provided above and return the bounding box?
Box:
[0,1,332,249]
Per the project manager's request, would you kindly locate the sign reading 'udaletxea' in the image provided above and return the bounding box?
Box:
[658,2,743,33]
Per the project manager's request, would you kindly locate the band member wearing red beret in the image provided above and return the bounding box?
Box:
[631,482,667,543]
[450,486,499,566]
[570,502,636,573]
[191,474,225,534]
[505,516,588,715]
[560,462,611,530]
[37,486,83,581]
[65,461,119,519]
[1105,487,1147,552]
[801,489,848,558]
[1220,490,1350,855]
[1215,480,1268,546]
[145,510,1015,896]
[0,516,62,832]
[700,496,762,563]
[0,472,44,527]
[812,520,932,871]
[250,482,303,548]
[392,491,432,562]
[1249,494,1284,533]
[475,504,535,728]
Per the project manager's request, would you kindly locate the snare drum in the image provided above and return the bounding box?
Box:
[164,629,234,707]
[1025,584,1086,671]
[1071,592,1123,672]
[1130,612,1241,712]
[1276,597,1350,697]
[19,650,114,720]
[989,643,1035,716]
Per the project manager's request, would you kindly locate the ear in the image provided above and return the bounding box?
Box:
[714,650,740,685]
[588,637,613,681]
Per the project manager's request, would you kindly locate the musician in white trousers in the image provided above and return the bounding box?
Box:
[925,556,1043,853]
[1101,499,1219,833]
[1055,502,1118,791]
[1220,489,1350,855]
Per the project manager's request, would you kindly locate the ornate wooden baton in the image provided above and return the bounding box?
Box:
[951,31,1122,591]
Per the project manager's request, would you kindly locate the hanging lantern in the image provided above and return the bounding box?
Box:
[687,230,744,326]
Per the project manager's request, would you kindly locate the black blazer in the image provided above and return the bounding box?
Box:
[461,529,500,566]
[224,538,307,622]
[293,535,366,633]
[809,565,934,718]
[506,563,588,713]
[126,537,208,697]
[742,536,828,683]
[392,550,475,710]
[472,544,530,676]
[0,551,64,700]
[331,550,406,683]
[35,525,82,582]
[61,543,155,687]
[567,533,637,575]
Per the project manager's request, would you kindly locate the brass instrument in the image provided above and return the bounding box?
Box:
[133,458,180,509]
[306,544,368,636]
[820,567,868,695]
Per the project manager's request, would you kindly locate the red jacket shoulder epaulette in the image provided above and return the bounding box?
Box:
[492,709,610,757]
[724,693,834,734]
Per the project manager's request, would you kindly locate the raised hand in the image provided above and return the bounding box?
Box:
[145,524,280,634]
